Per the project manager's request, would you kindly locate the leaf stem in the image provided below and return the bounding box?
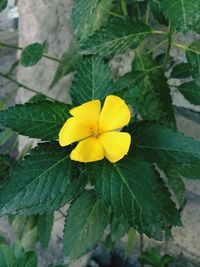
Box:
[0,42,61,63]
[164,24,174,68]
[145,4,150,25]
[0,71,55,101]
[173,43,200,55]
[121,0,128,16]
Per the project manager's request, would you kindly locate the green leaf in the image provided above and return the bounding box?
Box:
[186,40,200,86]
[0,0,7,12]
[149,0,168,25]
[0,142,73,215]
[89,156,181,240]
[64,190,108,262]
[0,100,70,141]
[177,81,200,105]
[80,17,151,56]
[170,63,192,78]
[71,56,114,105]
[133,122,200,163]
[170,162,200,180]
[0,154,15,180]
[13,251,37,267]
[20,43,44,67]
[72,0,113,40]
[38,213,54,250]
[0,244,15,267]
[162,0,200,32]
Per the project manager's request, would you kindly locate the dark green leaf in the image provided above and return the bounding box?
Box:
[71,56,114,105]
[80,17,151,56]
[89,156,181,240]
[0,0,7,12]
[177,81,200,105]
[170,63,192,78]
[149,0,168,25]
[28,93,47,103]
[38,213,54,250]
[133,122,200,163]
[13,251,37,267]
[0,154,15,180]
[20,43,44,67]
[0,100,71,141]
[170,162,200,180]
[162,0,200,32]
[186,40,200,86]
[0,143,73,215]
[64,190,108,261]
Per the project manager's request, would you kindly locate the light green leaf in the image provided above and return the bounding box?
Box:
[71,56,114,105]
[133,122,200,163]
[0,100,70,141]
[89,157,181,240]
[162,0,200,32]
[72,0,113,40]
[0,143,73,215]
[0,0,7,12]
[177,81,200,105]
[0,244,15,267]
[80,17,151,56]
[20,43,44,67]
[170,63,192,79]
[64,190,108,262]
[186,40,200,86]
[38,213,54,250]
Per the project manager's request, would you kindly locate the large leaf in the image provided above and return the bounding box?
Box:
[177,81,200,105]
[133,122,200,163]
[170,63,192,79]
[0,143,73,216]
[72,0,113,40]
[64,190,108,262]
[89,156,181,240]
[80,17,151,56]
[20,43,44,67]
[162,0,200,32]
[71,56,114,105]
[169,162,200,180]
[186,40,200,86]
[0,101,70,141]
[0,0,7,12]
[38,213,54,250]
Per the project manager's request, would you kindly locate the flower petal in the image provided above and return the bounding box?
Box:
[70,100,101,126]
[70,137,104,162]
[99,132,131,163]
[99,95,131,131]
[59,117,92,146]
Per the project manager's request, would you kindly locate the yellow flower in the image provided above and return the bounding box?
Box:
[59,95,131,163]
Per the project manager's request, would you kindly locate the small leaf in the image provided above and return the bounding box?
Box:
[162,0,200,32]
[0,143,73,215]
[0,0,7,12]
[0,100,71,141]
[170,162,200,180]
[177,81,200,105]
[0,244,15,267]
[20,43,44,67]
[186,40,200,86]
[149,0,168,25]
[0,154,15,180]
[71,56,114,105]
[170,63,192,79]
[38,213,54,250]
[80,17,151,56]
[14,251,37,267]
[64,190,108,262]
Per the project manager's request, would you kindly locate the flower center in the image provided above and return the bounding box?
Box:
[90,125,102,138]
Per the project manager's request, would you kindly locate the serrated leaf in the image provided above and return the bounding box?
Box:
[186,40,200,86]
[0,143,73,216]
[177,81,200,105]
[89,156,181,240]
[64,190,108,262]
[149,0,168,25]
[38,213,54,250]
[71,56,114,105]
[0,100,70,141]
[0,0,7,12]
[162,0,200,32]
[133,122,200,163]
[170,63,192,79]
[170,162,200,180]
[20,43,44,67]
[72,0,113,40]
[80,17,151,56]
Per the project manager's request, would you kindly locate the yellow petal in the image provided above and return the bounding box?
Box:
[99,95,131,131]
[70,137,104,162]
[70,100,101,126]
[99,132,131,163]
[59,117,92,146]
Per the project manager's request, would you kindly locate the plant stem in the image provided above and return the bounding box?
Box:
[121,0,128,16]
[145,4,150,25]
[0,71,55,101]
[164,23,174,68]
[0,42,61,63]
[174,43,200,55]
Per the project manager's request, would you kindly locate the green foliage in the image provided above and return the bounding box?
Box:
[149,0,168,25]
[37,213,54,250]
[20,43,44,67]
[186,40,200,86]
[64,190,108,262]
[71,56,114,104]
[0,0,7,12]
[0,101,71,141]
[81,17,151,55]
[177,81,200,105]
[162,0,200,31]
[169,162,200,180]
[170,63,192,79]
